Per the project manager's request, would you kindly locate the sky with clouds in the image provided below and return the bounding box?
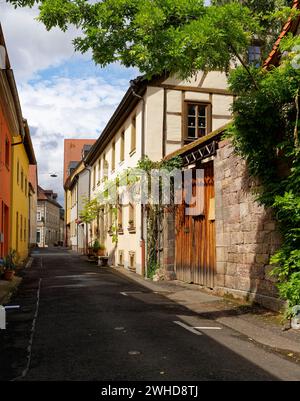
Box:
[0,1,138,205]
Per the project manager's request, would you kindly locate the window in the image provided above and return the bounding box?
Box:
[120,131,125,162]
[118,202,123,232]
[118,250,124,267]
[17,160,19,184]
[128,203,135,230]
[16,212,19,245]
[112,141,116,171]
[103,154,108,180]
[108,206,114,231]
[93,165,96,189]
[20,214,23,241]
[185,102,211,141]
[5,138,9,168]
[130,115,136,153]
[37,211,41,221]
[248,46,261,66]
[97,159,101,185]
[129,251,136,271]
[21,168,24,191]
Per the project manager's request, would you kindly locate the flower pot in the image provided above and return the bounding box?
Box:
[97,249,106,257]
[4,270,15,281]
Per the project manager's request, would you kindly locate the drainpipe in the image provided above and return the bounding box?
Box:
[76,180,79,254]
[64,187,68,248]
[83,163,92,254]
[130,82,146,277]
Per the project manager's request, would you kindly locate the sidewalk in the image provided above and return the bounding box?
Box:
[0,277,22,304]
[110,265,300,360]
[0,257,32,305]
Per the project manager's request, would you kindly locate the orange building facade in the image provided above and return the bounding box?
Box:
[0,106,12,258]
[0,24,24,259]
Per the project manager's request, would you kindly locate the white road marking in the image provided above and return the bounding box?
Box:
[4,305,20,310]
[173,321,203,336]
[120,291,143,296]
[194,327,222,330]
[11,277,42,381]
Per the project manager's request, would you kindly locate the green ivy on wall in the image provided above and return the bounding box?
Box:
[228,35,300,317]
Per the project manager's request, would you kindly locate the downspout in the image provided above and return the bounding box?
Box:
[83,162,92,254]
[76,179,79,254]
[44,202,46,247]
[64,193,67,247]
[130,83,146,277]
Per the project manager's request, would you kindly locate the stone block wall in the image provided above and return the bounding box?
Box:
[214,139,282,310]
[161,209,177,281]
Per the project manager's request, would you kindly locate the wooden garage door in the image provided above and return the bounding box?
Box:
[175,162,215,288]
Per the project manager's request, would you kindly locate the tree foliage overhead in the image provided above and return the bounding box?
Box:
[6,0,295,78]
[6,0,262,78]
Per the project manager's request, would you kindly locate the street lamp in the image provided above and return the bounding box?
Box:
[39,172,59,178]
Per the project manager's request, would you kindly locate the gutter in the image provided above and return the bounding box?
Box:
[83,161,92,252]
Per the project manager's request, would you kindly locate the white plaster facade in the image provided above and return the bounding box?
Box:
[87,72,233,276]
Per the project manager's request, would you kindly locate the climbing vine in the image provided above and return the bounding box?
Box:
[137,155,183,279]
[228,35,300,316]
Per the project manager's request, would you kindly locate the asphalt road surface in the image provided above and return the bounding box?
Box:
[1,248,300,381]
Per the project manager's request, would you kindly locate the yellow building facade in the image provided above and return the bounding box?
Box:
[10,121,36,263]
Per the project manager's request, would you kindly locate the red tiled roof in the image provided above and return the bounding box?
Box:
[29,165,38,192]
[38,185,62,208]
[37,185,48,201]
[264,0,300,68]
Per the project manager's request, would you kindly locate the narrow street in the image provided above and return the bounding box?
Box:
[0,248,299,381]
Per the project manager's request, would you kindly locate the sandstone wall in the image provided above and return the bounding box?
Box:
[214,139,282,310]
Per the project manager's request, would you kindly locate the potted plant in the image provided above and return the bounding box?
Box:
[1,250,17,281]
[128,219,135,232]
[87,243,94,257]
[93,239,100,256]
[98,243,106,257]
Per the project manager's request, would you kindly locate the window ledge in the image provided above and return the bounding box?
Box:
[129,149,136,157]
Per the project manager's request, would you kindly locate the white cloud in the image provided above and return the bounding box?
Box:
[19,76,129,204]
[0,1,137,205]
[0,2,83,81]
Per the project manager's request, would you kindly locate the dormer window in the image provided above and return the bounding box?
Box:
[248,45,261,66]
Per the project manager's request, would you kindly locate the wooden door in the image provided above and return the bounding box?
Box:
[175,162,215,288]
